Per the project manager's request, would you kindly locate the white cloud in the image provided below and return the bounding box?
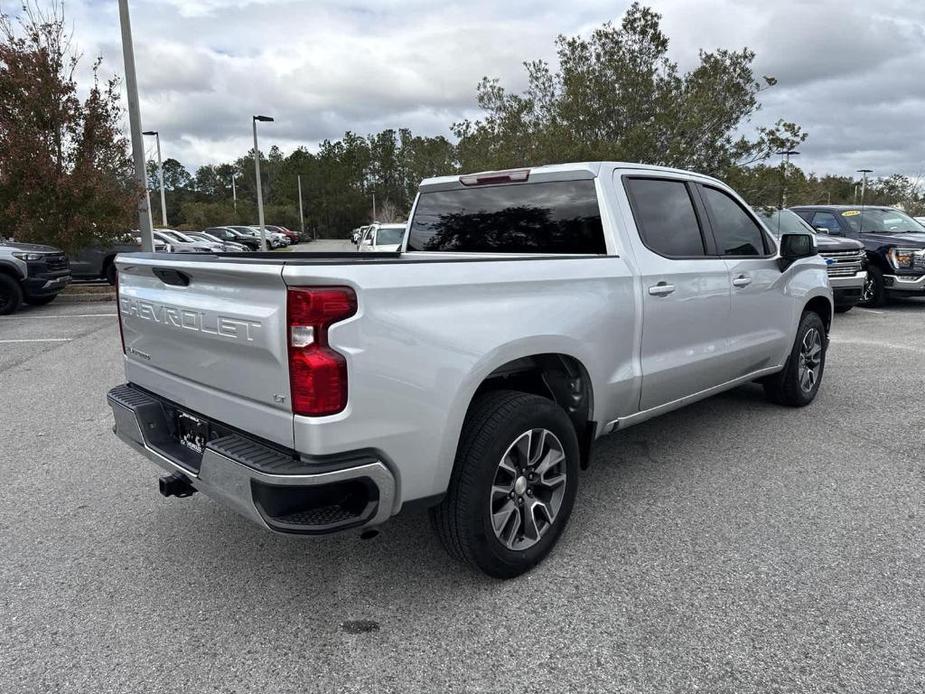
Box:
[50,0,925,177]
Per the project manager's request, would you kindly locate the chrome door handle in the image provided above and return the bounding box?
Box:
[732,275,752,288]
[648,282,676,296]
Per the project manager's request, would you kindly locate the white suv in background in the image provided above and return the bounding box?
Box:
[358,223,407,252]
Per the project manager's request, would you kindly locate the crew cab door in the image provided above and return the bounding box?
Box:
[622,176,732,410]
[696,184,791,376]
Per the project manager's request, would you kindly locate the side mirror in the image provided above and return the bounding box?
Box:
[814,226,829,234]
[778,233,817,271]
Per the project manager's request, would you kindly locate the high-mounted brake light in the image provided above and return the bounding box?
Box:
[287,287,357,417]
[459,169,530,186]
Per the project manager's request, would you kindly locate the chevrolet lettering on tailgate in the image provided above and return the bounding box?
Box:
[120,297,262,342]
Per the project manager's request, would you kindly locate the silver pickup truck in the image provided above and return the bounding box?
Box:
[108,162,832,578]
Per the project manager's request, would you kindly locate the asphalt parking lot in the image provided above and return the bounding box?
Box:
[2,295,923,693]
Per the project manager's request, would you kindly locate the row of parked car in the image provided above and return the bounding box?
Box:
[755,205,925,310]
[3,203,925,316]
[0,224,304,314]
[155,225,302,253]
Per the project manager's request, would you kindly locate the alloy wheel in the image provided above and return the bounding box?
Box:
[490,428,568,551]
[861,274,875,302]
[798,327,823,393]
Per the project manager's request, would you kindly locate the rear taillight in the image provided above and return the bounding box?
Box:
[115,269,125,354]
[287,287,357,416]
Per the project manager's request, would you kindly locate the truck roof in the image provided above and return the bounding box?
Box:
[419,162,725,191]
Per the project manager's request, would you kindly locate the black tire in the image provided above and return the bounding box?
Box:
[0,273,23,315]
[430,390,580,579]
[834,305,853,314]
[860,266,886,307]
[104,260,117,286]
[763,311,827,407]
[23,294,57,306]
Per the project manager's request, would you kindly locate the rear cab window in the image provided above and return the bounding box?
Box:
[406,180,606,254]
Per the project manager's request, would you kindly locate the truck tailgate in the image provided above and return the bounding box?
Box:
[116,254,293,447]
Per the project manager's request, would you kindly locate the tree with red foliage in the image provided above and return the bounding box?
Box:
[0,2,137,253]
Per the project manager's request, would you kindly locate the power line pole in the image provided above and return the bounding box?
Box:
[776,149,799,209]
[118,0,153,251]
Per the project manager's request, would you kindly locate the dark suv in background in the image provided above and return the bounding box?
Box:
[791,205,925,307]
[0,240,71,314]
[755,207,867,312]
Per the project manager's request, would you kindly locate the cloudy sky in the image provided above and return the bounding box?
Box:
[54,0,925,177]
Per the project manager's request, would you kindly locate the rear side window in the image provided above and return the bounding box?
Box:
[810,212,841,234]
[701,186,768,256]
[624,178,705,257]
[406,180,605,254]
[376,227,405,245]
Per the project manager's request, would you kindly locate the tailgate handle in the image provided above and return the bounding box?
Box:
[152,268,190,287]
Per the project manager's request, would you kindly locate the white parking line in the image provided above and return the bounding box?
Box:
[855,308,886,315]
[829,336,925,354]
[0,338,73,343]
[0,313,117,320]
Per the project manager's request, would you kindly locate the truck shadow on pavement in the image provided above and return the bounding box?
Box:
[133,380,794,624]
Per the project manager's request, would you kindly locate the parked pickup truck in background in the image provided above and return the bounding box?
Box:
[791,205,925,307]
[0,239,71,314]
[755,207,866,313]
[108,162,832,578]
[71,232,169,285]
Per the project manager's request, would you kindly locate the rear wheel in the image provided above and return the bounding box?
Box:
[860,267,886,307]
[0,274,23,315]
[431,390,579,579]
[763,311,827,407]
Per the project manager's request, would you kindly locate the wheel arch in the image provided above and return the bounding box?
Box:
[101,253,118,280]
[0,260,24,281]
[461,351,596,469]
[804,295,833,333]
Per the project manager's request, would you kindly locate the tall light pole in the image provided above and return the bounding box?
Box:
[777,149,799,209]
[297,174,305,240]
[372,191,377,221]
[857,169,872,207]
[252,115,274,251]
[118,0,153,251]
[143,130,167,227]
[230,173,237,214]
[857,168,873,233]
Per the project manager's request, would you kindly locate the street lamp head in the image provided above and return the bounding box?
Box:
[253,115,274,122]
[142,130,158,136]
[776,150,800,156]
[857,168,873,174]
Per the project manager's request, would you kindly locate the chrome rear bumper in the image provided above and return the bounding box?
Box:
[107,384,396,535]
